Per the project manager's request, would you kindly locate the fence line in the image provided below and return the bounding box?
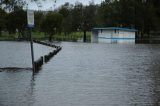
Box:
[33,40,62,72]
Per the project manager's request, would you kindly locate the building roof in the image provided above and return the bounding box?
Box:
[92,27,138,32]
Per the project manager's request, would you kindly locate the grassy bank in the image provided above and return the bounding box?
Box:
[53,32,91,42]
[0,31,91,42]
[0,32,16,41]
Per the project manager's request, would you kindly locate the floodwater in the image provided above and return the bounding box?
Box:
[0,41,160,106]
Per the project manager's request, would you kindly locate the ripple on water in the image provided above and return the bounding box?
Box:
[0,42,160,106]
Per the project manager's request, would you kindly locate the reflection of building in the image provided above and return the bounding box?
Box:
[91,27,137,44]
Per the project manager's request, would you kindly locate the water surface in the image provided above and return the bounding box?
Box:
[0,41,160,106]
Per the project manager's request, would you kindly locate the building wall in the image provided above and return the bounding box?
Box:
[117,31,135,43]
[91,30,135,44]
[98,30,113,43]
[91,31,98,43]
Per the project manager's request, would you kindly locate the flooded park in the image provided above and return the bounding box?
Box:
[0,41,160,106]
[1,0,160,105]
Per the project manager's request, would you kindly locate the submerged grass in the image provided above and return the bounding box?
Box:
[0,31,91,42]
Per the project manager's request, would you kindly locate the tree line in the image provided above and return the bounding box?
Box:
[0,0,160,40]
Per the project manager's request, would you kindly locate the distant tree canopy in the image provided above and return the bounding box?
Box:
[57,1,98,34]
[0,0,25,11]
[41,12,63,41]
[34,11,44,31]
[5,7,27,37]
[58,2,73,35]
[0,8,6,36]
[0,0,160,39]
[99,0,160,37]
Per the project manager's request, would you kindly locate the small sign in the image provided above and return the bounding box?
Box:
[27,10,34,28]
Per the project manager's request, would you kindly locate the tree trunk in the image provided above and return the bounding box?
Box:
[49,34,53,42]
[83,30,86,42]
[83,20,87,42]
[0,27,1,36]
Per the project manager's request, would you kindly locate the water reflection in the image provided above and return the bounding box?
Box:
[148,59,160,106]
[0,69,32,106]
[0,68,41,106]
[0,41,54,68]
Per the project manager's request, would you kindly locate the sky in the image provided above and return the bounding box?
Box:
[26,0,103,11]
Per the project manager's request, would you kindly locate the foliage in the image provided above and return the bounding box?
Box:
[57,1,98,39]
[0,8,6,36]
[71,2,83,31]
[1,0,160,40]
[5,7,27,37]
[0,0,25,11]
[41,12,63,41]
[58,2,73,35]
[83,1,97,30]
[34,11,44,31]
[99,0,160,37]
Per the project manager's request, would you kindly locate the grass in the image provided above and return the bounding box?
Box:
[0,32,16,41]
[0,31,91,42]
[53,32,91,42]
[32,32,46,39]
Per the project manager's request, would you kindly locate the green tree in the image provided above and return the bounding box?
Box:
[41,12,63,41]
[99,0,115,26]
[58,2,73,35]
[134,0,160,37]
[71,2,83,31]
[59,2,70,17]
[35,11,44,32]
[83,1,97,30]
[0,0,25,11]
[0,8,6,36]
[99,0,135,27]
[118,0,135,27]
[6,8,27,37]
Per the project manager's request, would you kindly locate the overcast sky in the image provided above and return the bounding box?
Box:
[26,0,103,10]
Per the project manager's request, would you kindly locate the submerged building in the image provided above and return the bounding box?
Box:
[91,27,137,44]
